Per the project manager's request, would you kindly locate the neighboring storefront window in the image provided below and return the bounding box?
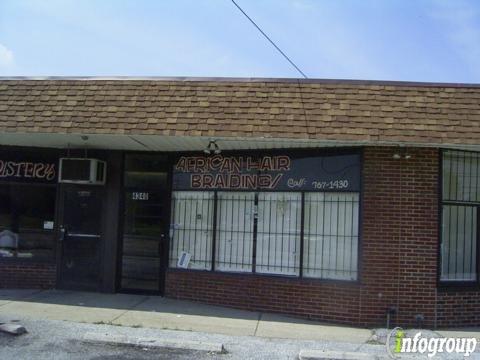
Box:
[0,153,58,259]
[169,152,361,281]
[441,150,480,282]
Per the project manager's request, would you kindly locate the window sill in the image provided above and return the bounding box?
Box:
[166,267,360,286]
[438,281,480,291]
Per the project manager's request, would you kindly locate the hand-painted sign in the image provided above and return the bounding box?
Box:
[0,159,57,183]
[172,153,360,191]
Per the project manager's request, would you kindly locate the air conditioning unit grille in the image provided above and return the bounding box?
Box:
[62,159,91,181]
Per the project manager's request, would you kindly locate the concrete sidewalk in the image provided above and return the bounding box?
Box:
[0,289,372,343]
[2,289,480,346]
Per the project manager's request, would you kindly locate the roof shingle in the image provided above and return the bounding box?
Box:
[0,78,479,146]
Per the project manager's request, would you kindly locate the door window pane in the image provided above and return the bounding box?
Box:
[60,188,102,289]
[124,154,168,188]
[121,154,169,292]
[121,191,165,291]
[215,192,255,272]
[64,189,102,234]
[256,192,301,275]
[170,191,214,270]
[303,193,359,280]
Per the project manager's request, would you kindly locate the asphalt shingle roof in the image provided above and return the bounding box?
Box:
[0,78,479,146]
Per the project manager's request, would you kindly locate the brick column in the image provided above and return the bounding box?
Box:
[361,147,439,327]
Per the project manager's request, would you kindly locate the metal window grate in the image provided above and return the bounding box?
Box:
[169,191,214,270]
[215,192,255,272]
[303,193,359,280]
[441,205,477,281]
[169,190,361,280]
[256,192,302,276]
[441,150,480,282]
[443,150,480,203]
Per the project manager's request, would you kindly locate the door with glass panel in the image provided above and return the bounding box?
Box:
[58,186,103,291]
[120,154,169,293]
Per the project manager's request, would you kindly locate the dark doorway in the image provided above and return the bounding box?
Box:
[57,186,104,291]
[119,154,169,294]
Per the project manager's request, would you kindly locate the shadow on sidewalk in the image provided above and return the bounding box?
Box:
[0,288,260,320]
[0,288,375,341]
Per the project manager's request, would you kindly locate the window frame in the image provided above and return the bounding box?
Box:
[168,147,363,284]
[439,148,480,288]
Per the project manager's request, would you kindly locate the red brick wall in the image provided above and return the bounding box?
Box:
[0,262,56,289]
[2,146,477,327]
[166,270,361,324]
[166,146,441,327]
[437,290,480,327]
[360,147,439,327]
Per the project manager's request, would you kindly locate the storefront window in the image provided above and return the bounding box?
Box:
[169,152,361,281]
[169,191,214,270]
[256,192,301,275]
[0,184,56,259]
[441,150,480,282]
[303,192,359,280]
[216,192,255,272]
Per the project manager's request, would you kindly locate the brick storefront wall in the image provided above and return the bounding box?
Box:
[1,146,478,328]
[0,262,56,289]
[166,146,442,328]
[436,290,480,327]
[360,146,439,327]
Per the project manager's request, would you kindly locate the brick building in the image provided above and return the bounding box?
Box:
[0,77,479,328]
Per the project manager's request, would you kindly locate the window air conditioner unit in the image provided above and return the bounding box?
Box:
[59,158,106,185]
